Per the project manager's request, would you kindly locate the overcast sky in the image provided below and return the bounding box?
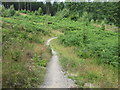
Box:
[37,0,66,2]
[36,0,112,2]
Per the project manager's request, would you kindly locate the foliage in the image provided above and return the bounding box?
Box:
[20,9,28,13]
[38,7,43,15]
[9,5,15,16]
[14,11,20,16]
[2,15,52,88]
[34,8,43,15]
[51,38,118,88]
[0,5,16,17]
[56,8,70,18]
[59,24,118,67]
[34,10,38,15]
[33,54,47,67]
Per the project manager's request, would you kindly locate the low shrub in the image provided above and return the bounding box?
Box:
[1,5,15,17]
[58,25,118,67]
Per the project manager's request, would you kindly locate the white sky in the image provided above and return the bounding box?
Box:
[36,0,110,2]
[36,0,74,1]
[0,0,119,2]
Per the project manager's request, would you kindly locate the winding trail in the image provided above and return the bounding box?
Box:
[40,37,76,88]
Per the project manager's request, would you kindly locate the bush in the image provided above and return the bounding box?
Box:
[78,12,92,25]
[38,7,43,15]
[15,11,20,16]
[34,7,43,15]
[101,18,107,31]
[9,5,15,16]
[20,9,27,13]
[70,12,79,21]
[1,9,10,17]
[34,10,38,15]
[33,54,47,67]
[1,5,15,17]
[56,8,70,18]
[1,6,9,17]
[0,5,5,15]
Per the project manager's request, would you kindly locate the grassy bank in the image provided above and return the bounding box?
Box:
[51,39,118,88]
[2,15,52,88]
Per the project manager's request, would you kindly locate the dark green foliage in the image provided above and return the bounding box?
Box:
[59,2,119,27]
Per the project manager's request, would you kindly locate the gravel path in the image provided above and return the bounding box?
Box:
[40,37,76,88]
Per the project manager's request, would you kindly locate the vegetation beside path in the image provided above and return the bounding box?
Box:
[51,39,118,88]
[2,14,53,88]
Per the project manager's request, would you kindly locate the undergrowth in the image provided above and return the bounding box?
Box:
[51,39,118,88]
[2,15,52,88]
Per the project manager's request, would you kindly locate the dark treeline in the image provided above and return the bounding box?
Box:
[2,2,64,15]
[2,2,120,27]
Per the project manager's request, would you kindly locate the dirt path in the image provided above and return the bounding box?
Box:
[40,37,76,88]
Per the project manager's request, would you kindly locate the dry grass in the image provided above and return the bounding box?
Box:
[51,30,64,36]
[20,13,27,16]
[93,24,118,31]
[2,40,52,88]
[33,43,52,60]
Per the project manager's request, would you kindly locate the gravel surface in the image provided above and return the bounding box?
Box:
[40,37,76,88]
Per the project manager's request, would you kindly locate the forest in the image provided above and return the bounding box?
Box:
[1,1,119,88]
[2,2,120,27]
